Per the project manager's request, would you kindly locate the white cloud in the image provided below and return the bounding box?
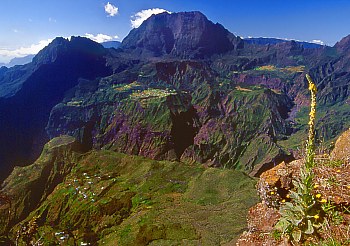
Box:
[0,39,52,63]
[104,2,118,17]
[84,33,119,43]
[311,39,324,45]
[131,8,171,28]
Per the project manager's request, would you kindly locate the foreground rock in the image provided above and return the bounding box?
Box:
[238,128,350,245]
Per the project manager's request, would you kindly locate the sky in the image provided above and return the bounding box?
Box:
[1,0,350,63]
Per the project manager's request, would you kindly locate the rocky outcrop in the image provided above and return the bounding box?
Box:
[238,128,350,245]
[330,128,350,161]
[237,202,288,246]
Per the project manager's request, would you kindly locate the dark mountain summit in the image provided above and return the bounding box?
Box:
[121,11,243,58]
[0,36,111,180]
[33,36,107,65]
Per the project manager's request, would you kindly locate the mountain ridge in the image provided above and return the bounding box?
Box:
[1,11,350,180]
[244,37,324,49]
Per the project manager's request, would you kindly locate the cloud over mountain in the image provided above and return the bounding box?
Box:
[131,8,171,28]
[311,39,325,45]
[85,33,119,43]
[0,39,52,63]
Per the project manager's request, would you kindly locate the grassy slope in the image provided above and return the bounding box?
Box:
[278,102,350,152]
[13,150,259,245]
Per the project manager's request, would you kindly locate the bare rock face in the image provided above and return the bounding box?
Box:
[335,34,350,53]
[330,128,350,162]
[236,160,302,245]
[237,203,289,246]
[257,160,302,207]
[121,11,242,59]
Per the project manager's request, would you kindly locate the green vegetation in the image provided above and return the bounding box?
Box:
[275,74,322,242]
[113,81,143,91]
[275,75,350,244]
[130,88,177,100]
[6,149,258,245]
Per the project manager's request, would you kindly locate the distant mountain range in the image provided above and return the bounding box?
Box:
[0,38,322,67]
[244,37,324,49]
[0,54,35,68]
[0,11,350,181]
[102,40,121,49]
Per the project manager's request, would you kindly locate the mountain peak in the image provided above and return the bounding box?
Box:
[32,36,106,65]
[335,34,350,52]
[121,11,242,59]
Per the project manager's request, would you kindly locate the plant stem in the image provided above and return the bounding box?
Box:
[305,74,317,170]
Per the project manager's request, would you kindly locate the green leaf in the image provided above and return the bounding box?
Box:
[304,219,314,234]
[293,204,305,214]
[275,218,290,232]
[292,228,302,242]
[290,217,303,226]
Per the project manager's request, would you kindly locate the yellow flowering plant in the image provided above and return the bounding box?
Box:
[275,74,323,242]
[274,74,350,243]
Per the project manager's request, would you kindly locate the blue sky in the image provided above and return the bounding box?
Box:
[1,0,350,63]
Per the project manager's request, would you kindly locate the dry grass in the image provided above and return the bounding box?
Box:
[114,81,143,91]
[254,65,305,73]
[235,86,253,92]
[255,65,278,71]
[281,65,305,73]
[313,159,350,205]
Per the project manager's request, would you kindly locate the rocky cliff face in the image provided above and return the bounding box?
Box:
[121,11,243,59]
[45,57,294,175]
[46,79,199,161]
